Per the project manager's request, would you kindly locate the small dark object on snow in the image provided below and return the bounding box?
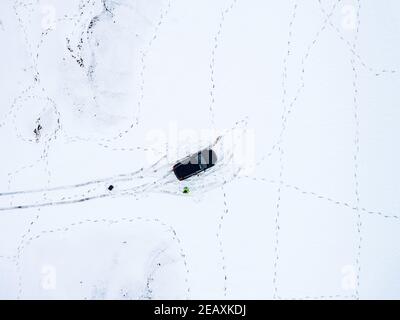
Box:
[108,185,114,191]
[33,123,42,142]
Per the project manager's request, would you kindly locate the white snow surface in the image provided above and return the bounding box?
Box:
[0,0,400,299]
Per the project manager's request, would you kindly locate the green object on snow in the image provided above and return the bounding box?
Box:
[183,186,190,194]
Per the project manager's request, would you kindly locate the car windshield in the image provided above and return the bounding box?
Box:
[199,153,207,170]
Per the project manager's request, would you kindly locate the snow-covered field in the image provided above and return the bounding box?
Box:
[1,0,400,299]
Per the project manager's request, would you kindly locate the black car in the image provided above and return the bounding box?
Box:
[173,148,217,181]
